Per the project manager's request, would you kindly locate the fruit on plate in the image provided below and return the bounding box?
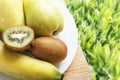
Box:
[0,40,63,80]
[2,26,34,51]
[0,0,24,33]
[23,0,64,37]
[30,37,67,64]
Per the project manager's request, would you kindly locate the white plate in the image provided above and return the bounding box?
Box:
[0,0,78,79]
[54,0,78,73]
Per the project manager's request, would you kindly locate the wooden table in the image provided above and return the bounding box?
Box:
[63,45,92,80]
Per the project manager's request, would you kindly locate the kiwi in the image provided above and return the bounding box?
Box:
[3,26,34,51]
[30,37,67,64]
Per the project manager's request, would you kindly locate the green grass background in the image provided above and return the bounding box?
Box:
[65,0,120,80]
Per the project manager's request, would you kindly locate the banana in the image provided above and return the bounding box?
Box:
[0,40,63,80]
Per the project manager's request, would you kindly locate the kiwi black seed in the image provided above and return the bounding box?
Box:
[3,26,34,51]
[0,33,2,40]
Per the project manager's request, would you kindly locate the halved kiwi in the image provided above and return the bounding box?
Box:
[3,26,34,51]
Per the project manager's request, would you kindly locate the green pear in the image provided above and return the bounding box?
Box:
[0,0,24,33]
[23,0,64,37]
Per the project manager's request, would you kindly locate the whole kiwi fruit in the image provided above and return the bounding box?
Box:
[2,26,34,51]
[30,37,67,64]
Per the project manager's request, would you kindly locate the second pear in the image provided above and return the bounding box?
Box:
[23,0,64,37]
[0,0,24,33]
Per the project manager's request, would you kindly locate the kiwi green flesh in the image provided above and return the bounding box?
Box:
[3,26,34,49]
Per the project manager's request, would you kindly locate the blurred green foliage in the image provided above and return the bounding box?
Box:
[65,0,120,80]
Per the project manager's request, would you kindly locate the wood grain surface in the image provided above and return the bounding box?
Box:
[63,45,92,80]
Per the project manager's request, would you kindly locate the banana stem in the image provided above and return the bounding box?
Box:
[60,74,64,80]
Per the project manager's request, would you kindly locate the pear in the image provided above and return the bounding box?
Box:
[23,0,64,37]
[0,0,24,33]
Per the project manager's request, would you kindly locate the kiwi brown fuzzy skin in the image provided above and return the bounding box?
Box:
[4,41,31,51]
[30,37,67,64]
[2,26,34,51]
